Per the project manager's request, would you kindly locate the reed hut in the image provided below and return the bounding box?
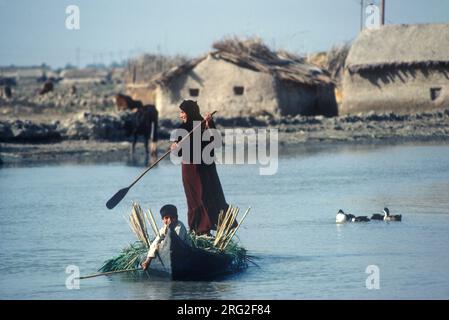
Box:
[146,38,337,118]
[342,24,449,114]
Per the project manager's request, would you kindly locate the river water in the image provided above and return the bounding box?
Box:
[1,143,449,299]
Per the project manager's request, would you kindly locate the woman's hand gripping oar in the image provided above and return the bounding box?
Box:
[106,111,217,209]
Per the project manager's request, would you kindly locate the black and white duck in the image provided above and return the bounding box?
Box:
[370,213,384,220]
[352,216,370,222]
[383,207,402,221]
[336,209,353,223]
[336,209,370,223]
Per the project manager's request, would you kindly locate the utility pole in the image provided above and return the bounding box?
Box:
[381,0,385,25]
[360,0,364,31]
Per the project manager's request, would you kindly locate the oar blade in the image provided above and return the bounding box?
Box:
[106,187,130,210]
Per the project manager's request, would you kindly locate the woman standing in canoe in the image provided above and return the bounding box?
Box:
[171,100,229,235]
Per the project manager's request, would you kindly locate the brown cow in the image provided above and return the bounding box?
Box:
[115,93,143,111]
[39,81,54,95]
[117,94,158,161]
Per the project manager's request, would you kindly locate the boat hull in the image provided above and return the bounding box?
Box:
[148,228,234,280]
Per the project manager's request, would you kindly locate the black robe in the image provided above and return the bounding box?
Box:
[177,120,228,234]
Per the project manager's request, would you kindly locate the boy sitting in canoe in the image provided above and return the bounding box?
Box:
[141,204,190,271]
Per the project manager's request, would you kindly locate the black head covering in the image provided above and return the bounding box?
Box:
[160,204,178,218]
[179,100,203,122]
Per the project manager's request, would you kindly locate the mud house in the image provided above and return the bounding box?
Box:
[127,39,337,118]
[342,23,449,114]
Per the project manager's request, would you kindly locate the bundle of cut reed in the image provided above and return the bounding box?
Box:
[214,205,251,250]
[99,202,159,273]
[98,241,147,272]
[127,202,161,248]
[188,204,256,270]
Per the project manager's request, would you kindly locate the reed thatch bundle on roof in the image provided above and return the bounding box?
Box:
[326,43,351,83]
[307,43,351,85]
[346,24,449,73]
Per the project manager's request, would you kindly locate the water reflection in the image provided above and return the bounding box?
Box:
[103,274,236,299]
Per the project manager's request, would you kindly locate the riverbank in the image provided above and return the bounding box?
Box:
[1,108,449,166]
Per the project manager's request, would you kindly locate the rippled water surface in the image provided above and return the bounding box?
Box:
[1,144,449,299]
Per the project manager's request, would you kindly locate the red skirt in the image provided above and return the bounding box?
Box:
[182,162,228,234]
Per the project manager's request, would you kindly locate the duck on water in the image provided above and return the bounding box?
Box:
[336,207,402,223]
[336,209,370,223]
[370,207,402,221]
[382,207,402,221]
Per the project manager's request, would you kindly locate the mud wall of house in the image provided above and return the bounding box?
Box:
[341,66,449,114]
[155,55,280,118]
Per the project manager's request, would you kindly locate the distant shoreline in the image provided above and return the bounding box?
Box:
[1,117,449,167]
[2,106,449,166]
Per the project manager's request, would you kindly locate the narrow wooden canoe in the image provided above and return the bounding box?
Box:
[147,227,235,280]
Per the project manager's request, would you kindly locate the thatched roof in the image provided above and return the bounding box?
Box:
[151,38,333,87]
[346,23,449,73]
[307,43,351,84]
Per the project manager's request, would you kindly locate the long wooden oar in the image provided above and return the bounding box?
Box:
[77,268,142,280]
[106,111,217,209]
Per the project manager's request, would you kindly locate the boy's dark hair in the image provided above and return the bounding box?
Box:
[160,204,178,218]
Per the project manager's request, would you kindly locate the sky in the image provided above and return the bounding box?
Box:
[0,0,448,68]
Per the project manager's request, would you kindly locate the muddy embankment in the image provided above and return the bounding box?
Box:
[1,108,449,166]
